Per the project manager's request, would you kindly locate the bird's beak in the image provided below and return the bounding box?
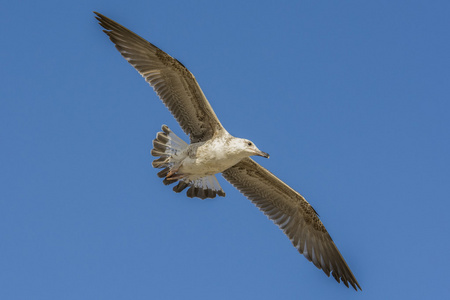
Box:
[256,150,270,158]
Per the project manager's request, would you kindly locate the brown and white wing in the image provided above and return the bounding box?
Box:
[95,12,224,143]
[222,158,361,291]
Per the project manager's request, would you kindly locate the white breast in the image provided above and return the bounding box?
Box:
[178,137,244,176]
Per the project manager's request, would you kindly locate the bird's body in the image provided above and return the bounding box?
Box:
[179,134,265,176]
[95,12,361,291]
[151,125,268,197]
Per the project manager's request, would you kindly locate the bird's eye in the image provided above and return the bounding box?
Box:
[247,142,252,146]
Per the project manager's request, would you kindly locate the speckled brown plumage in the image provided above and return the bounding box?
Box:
[222,158,361,290]
[95,12,224,143]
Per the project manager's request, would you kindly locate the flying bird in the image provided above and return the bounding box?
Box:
[95,12,361,291]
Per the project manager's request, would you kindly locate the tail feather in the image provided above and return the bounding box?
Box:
[151,125,226,199]
[185,175,226,198]
[163,177,177,185]
[157,167,170,178]
[173,181,189,193]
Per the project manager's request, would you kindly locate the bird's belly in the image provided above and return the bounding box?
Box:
[179,155,242,176]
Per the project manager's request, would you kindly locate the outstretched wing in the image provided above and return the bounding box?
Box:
[222,158,361,291]
[95,12,225,143]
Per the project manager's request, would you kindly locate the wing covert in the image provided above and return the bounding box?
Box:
[95,12,224,142]
[222,158,361,291]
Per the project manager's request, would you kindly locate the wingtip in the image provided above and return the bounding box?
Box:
[93,11,101,19]
[93,11,105,25]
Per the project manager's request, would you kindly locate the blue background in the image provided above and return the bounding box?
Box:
[1,1,449,299]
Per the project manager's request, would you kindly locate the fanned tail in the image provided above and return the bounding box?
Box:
[151,125,226,199]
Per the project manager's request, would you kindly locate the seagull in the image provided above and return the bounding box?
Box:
[95,12,361,291]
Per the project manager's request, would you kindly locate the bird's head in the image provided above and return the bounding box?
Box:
[231,138,269,159]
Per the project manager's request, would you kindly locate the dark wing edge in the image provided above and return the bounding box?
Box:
[94,12,224,143]
[222,158,362,291]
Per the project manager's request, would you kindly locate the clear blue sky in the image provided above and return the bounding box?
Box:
[1,1,449,299]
